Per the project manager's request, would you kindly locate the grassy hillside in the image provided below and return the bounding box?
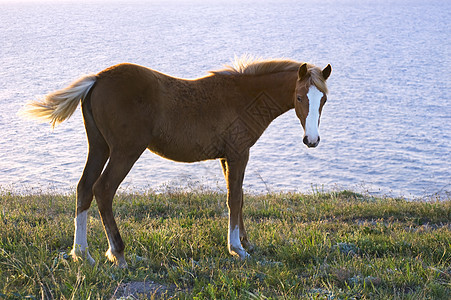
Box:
[0,190,449,299]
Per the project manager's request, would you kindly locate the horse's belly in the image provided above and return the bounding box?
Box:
[146,138,224,163]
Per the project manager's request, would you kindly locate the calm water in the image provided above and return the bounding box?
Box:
[0,0,450,199]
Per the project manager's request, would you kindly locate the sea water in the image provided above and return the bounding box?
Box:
[0,0,449,199]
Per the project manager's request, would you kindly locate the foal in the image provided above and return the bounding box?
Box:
[22,57,331,266]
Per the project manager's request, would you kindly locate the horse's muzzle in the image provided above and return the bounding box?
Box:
[303,136,320,148]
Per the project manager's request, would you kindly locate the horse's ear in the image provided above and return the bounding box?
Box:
[322,64,332,80]
[298,63,308,80]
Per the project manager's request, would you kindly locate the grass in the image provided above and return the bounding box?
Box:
[0,190,450,299]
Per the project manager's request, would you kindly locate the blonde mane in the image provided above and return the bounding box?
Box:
[210,55,328,94]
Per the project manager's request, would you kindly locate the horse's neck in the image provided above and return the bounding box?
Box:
[225,71,297,137]
[237,71,296,116]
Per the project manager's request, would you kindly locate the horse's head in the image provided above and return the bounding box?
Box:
[294,63,331,148]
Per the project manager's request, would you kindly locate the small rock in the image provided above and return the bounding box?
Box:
[333,242,359,256]
[111,281,169,299]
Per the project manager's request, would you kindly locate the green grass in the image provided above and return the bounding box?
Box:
[0,190,450,299]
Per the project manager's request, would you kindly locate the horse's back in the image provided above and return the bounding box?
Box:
[88,63,229,162]
[96,63,160,90]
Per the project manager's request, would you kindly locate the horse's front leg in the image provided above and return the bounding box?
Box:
[221,154,250,259]
[239,192,254,252]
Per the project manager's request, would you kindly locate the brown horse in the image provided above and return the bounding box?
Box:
[22,57,331,266]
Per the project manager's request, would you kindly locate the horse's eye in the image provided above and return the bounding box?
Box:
[297,96,302,102]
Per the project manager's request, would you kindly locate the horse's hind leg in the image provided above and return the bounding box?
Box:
[93,148,145,267]
[70,101,109,264]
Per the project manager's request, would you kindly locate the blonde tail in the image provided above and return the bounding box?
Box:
[20,74,97,127]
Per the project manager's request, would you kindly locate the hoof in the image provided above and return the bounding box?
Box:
[229,245,250,260]
[70,248,96,266]
[106,248,128,268]
[241,239,255,253]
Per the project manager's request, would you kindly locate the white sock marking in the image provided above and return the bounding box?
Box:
[73,210,88,252]
[229,225,242,250]
[71,210,95,265]
[228,224,249,259]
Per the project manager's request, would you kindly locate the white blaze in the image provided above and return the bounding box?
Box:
[304,86,322,142]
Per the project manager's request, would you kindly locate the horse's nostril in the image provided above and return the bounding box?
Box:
[303,136,320,148]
